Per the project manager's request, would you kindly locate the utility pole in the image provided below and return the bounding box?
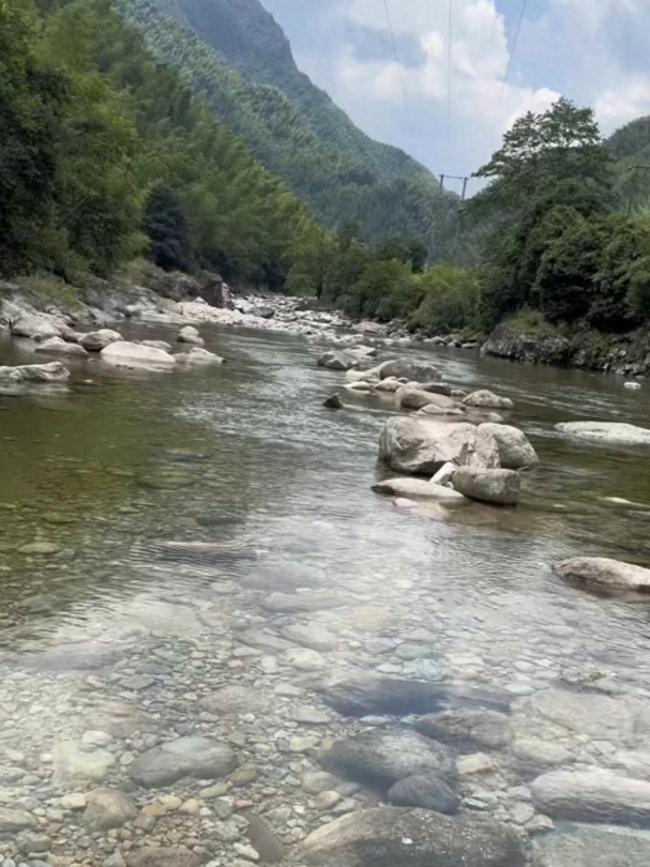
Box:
[439,173,470,201]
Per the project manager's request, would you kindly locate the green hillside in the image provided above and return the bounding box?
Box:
[115,0,460,258]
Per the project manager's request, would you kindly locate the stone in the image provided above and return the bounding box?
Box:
[175,347,224,365]
[0,361,70,385]
[320,675,511,717]
[100,341,176,369]
[79,329,122,351]
[555,420,650,445]
[53,741,116,785]
[319,730,455,788]
[378,359,441,381]
[303,771,340,794]
[262,591,347,612]
[478,424,538,469]
[177,325,204,345]
[0,808,36,833]
[463,389,514,410]
[16,831,51,854]
[372,478,466,501]
[530,768,650,822]
[126,848,201,867]
[554,557,650,591]
[129,736,236,787]
[281,622,338,651]
[531,824,650,866]
[378,417,499,476]
[397,388,460,413]
[452,467,520,505]
[17,541,60,555]
[300,807,526,866]
[530,688,635,743]
[202,685,266,714]
[83,788,138,830]
[387,774,460,813]
[35,337,89,358]
[317,351,353,371]
[323,393,343,409]
[11,312,61,340]
[284,648,325,671]
[512,739,572,773]
[456,752,496,775]
[415,708,512,751]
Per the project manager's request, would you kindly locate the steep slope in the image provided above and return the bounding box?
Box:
[115,0,459,256]
[608,116,650,212]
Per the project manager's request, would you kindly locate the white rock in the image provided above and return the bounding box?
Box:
[554,557,650,591]
[100,341,176,370]
[79,329,122,352]
[35,337,88,358]
[555,421,650,445]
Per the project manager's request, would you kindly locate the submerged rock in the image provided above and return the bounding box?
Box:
[415,708,512,751]
[529,687,636,742]
[0,808,36,833]
[532,824,650,867]
[35,337,88,358]
[126,848,200,867]
[387,774,460,813]
[478,423,538,469]
[555,421,650,445]
[129,736,236,787]
[83,788,137,831]
[463,389,514,410]
[452,467,520,505]
[378,417,499,476]
[554,557,650,591]
[53,741,116,785]
[300,807,526,867]
[100,341,176,369]
[175,346,224,365]
[319,730,455,788]
[320,675,511,717]
[530,767,650,823]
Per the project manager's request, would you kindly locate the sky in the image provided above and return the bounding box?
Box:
[261,0,650,196]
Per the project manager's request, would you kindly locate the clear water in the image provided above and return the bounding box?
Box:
[2,322,650,861]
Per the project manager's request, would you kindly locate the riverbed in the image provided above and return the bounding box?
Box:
[2,320,650,865]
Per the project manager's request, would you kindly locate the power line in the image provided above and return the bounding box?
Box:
[446,0,453,163]
[382,0,409,119]
[498,0,529,109]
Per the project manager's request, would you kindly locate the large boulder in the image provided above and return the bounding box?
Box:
[35,337,88,358]
[483,321,570,365]
[320,675,511,717]
[128,736,236,787]
[555,421,650,445]
[317,350,353,371]
[463,389,514,410]
[453,467,520,505]
[478,423,538,469]
[554,557,650,591]
[530,767,650,823]
[79,329,122,352]
[378,418,499,476]
[0,361,70,385]
[100,341,176,369]
[529,687,636,743]
[387,775,459,813]
[371,478,465,501]
[318,730,455,788]
[10,313,61,340]
[300,807,526,867]
[531,824,650,867]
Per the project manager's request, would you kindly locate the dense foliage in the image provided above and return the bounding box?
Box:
[116,0,461,260]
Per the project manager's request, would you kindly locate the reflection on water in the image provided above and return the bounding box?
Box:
[3,323,650,862]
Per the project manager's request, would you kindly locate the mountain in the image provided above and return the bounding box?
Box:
[115,0,460,258]
[608,116,650,212]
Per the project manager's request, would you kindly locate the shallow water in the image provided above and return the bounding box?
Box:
[3,322,650,862]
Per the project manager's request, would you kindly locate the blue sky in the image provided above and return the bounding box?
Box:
[262,0,650,196]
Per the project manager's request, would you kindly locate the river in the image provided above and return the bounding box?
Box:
[2,320,650,865]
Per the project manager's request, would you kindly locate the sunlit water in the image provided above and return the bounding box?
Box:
[2,320,650,861]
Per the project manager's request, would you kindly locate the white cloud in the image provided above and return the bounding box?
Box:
[594,76,650,134]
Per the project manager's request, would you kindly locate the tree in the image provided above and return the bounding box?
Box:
[143,184,193,271]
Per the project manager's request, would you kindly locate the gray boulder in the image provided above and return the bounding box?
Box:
[35,337,88,358]
[453,467,520,505]
[300,807,526,867]
[479,423,538,469]
[128,736,236,787]
[415,708,512,751]
[79,329,122,351]
[554,557,650,591]
[11,313,61,340]
[0,808,36,833]
[317,350,353,371]
[532,824,650,867]
[463,389,514,410]
[100,341,176,369]
[531,767,650,823]
[378,359,441,381]
[378,417,499,476]
[555,421,650,445]
[387,774,459,813]
[397,388,460,412]
[83,788,137,831]
[319,730,455,788]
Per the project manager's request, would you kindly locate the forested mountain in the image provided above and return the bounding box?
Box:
[115,0,460,258]
[608,117,650,213]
